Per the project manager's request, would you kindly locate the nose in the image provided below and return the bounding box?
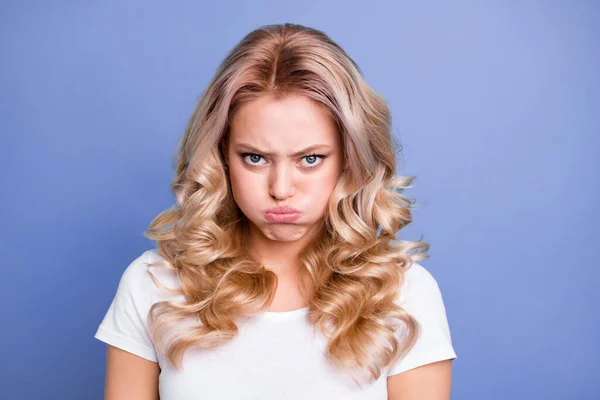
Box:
[269,163,296,200]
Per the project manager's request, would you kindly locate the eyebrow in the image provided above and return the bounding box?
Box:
[234,143,333,157]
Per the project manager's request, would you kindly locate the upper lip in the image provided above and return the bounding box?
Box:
[264,206,301,214]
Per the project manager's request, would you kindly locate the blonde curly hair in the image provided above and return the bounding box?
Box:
[143,22,429,387]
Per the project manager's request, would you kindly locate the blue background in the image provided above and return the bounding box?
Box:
[1,1,598,399]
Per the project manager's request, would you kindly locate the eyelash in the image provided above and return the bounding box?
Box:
[240,153,326,168]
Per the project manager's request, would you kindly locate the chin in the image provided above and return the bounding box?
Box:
[260,223,308,242]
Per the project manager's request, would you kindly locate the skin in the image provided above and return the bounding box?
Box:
[104,346,159,400]
[225,93,343,282]
[103,93,452,399]
[387,359,453,399]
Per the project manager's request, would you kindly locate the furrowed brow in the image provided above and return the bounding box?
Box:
[235,143,332,157]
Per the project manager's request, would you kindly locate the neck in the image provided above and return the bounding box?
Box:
[245,220,322,277]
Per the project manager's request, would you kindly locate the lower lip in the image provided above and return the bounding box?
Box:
[264,212,302,223]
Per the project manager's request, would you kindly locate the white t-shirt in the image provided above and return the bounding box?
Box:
[94,249,457,399]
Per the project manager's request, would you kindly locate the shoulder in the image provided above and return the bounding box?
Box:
[116,249,182,303]
[397,261,444,307]
[94,249,184,362]
[403,261,438,286]
[118,250,154,287]
[387,260,457,376]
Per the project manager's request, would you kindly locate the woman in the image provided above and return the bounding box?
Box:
[95,23,457,399]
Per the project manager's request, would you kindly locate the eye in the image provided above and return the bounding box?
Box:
[241,153,267,166]
[300,154,326,168]
[240,153,326,168]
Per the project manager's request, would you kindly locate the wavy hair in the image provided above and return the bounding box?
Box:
[143,22,429,387]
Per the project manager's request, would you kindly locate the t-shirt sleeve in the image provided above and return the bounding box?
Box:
[94,250,158,363]
[387,262,457,376]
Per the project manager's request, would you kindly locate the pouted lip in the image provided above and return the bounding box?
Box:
[264,206,301,214]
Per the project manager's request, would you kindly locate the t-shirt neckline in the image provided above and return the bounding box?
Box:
[254,305,309,320]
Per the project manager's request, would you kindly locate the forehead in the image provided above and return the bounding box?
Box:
[229,94,340,150]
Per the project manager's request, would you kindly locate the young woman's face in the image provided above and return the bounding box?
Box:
[226,93,343,243]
